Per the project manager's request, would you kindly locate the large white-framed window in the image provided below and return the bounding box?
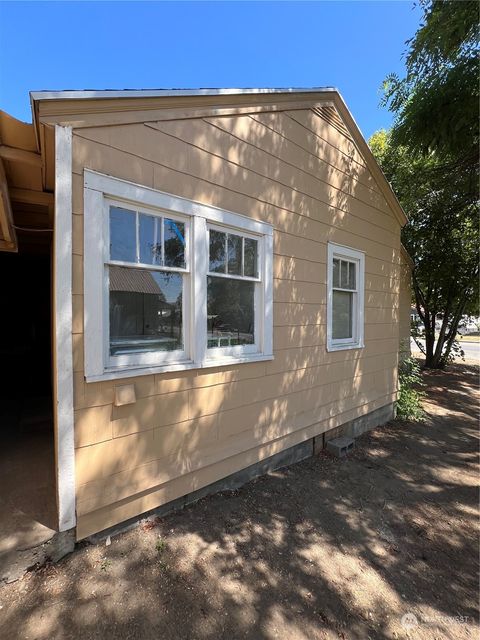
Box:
[327,243,365,352]
[83,170,273,381]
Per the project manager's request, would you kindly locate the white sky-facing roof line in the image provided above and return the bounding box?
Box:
[30,87,338,101]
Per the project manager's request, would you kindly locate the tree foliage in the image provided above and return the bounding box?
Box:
[397,356,426,421]
[371,129,478,368]
[383,0,478,183]
[374,0,479,369]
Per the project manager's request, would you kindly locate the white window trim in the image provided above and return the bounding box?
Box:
[55,125,76,532]
[327,242,365,352]
[84,170,273,382]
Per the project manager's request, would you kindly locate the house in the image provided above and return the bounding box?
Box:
[0,88,411,551]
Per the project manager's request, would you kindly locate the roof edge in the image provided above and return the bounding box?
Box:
[30,87,338,102]
[331,93,408,227]
[28,86,408,227]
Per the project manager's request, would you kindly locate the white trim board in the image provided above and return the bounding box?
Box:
[54,125,76,532]
[31,87,337,102]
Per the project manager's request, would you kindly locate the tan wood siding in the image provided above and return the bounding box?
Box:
[71,107,402,538]
[399,249,412,359]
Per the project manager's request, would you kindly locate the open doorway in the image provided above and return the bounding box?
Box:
[0,248,57,573]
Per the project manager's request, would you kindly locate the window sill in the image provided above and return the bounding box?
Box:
[85,353,274,383]
[326,342,364,352]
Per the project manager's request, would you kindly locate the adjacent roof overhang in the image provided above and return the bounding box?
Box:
[0,155,16,251]
[0,110,54,253]
[29,87,408,227]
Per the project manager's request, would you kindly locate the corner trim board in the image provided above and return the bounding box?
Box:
[54,125,76,531]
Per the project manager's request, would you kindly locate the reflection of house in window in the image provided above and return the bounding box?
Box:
[109,266,182,355]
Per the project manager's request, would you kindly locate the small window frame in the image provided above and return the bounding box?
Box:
[327,242,365,352]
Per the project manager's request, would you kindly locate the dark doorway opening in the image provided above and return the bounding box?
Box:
[0,249,57,577]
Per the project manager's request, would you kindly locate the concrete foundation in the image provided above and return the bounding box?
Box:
[313,402,396,453]
[326,436,355,457]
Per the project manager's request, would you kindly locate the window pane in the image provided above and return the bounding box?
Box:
[139,214,160,265]
[348,262,356,289]
[333,258,340,288]
[332,290,353,340]
[164,219,186,268]
[109,266,183,355]
[340,260,348,289]
[227,234,242,275]
[339,260,356,290]
[209,230,226,273]
[110,206,136,262]
[244,238,258,278]
[207,276,254,348]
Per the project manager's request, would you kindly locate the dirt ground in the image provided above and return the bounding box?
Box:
[1,363,478,640]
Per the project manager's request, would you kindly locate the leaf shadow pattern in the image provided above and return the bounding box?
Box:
[1,364,479,640]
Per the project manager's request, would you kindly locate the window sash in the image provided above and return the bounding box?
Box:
[105,201,190,369]
[105,266,190,369]
[206,273,261,358]
[332,289,356,342]
[106,198,190,273]
[207,224,261,281]
[333,258,356,291]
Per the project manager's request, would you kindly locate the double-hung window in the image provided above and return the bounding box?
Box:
[327,243,365,351]
[206,226,261,356]
[83,171,273,381]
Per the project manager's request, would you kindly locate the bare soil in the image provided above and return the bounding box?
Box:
[1,363,478,639]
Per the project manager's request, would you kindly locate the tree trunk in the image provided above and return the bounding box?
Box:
[439,298,468,365]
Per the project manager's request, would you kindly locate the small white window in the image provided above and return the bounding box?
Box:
[327,243,365,351]
[83,171,273,381]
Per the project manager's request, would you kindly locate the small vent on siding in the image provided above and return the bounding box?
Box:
[312,105,353,141]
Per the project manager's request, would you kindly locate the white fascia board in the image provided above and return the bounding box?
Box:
[31,87,338,102]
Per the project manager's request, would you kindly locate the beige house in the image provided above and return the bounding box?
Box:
[0,88,411,551]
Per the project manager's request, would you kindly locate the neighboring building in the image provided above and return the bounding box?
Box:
[0,88,410,545]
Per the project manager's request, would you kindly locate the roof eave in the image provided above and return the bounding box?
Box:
[29,87,338,102]
[28,86,408,228]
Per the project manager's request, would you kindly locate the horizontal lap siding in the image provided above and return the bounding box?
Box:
[72,107,401,538]
[399,252,412,357]
[74,126,399,237]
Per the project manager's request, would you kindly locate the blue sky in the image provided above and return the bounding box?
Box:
[0,1,421,139]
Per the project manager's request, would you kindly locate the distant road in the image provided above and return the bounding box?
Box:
[410,338,480,362]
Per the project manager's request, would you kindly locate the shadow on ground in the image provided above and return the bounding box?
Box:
[1,364,478,639]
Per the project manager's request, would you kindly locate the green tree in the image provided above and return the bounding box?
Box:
[371,128,478,368]
[375,0,479,369]
[383,0,478,187]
